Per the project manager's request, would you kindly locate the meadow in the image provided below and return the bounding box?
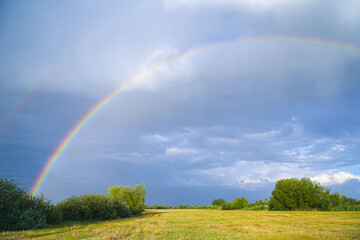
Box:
[2,209,360,240]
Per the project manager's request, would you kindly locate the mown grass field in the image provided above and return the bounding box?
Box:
[2,209,360,240]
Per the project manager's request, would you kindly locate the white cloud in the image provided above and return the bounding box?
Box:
[208,137,241,145]
[199,160,317,188]
[244,130,280,140]
[142,134,169,143]
[311,171,360,186]
[165,147,198,156]
[331,144,346,152]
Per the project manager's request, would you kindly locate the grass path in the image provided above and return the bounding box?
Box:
[2,209,360,239]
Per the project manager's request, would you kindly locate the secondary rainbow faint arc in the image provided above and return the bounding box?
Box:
[30,36,360,195]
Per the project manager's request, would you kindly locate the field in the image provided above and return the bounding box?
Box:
[2,209,360,240]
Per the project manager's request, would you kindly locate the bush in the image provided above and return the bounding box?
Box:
[113,201,132,218]
[57,194,117,221]
[212,198,226,206]
[46,207,63,224]
[108,184,146,215]
[221,197,248,210]
[57,195,90,221]
[32,193,60,225]
[233,197,248,209]
[0,178,49,231]
[18,208,46,230]
[82,194,117,220]
[221,202,234,210]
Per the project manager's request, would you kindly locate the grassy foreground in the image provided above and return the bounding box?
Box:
[2,209,360,239]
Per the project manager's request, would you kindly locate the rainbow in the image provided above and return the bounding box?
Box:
[30,36,360,195]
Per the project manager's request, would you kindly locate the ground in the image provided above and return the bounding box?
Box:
[2,209,360,239]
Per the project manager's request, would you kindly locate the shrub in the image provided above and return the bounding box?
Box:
[233,197,248,209]
[57,194,117,221]
[46,207,63,224]
[57,195,90,221]
[0,178,49,231]
[221,202,234,210]
[18,208,46,230]
[81,194,117,220]
[108,184,146,215]
[32,193,60,224]
[212,198,226,206]
[113,201,132,218]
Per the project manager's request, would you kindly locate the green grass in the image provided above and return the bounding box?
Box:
[2,209,360,239]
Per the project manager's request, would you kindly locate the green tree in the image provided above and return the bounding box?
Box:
[233,197,248,209]
[108,184,146,215]
[255,199,264,206]
[330,192,342,210]
[269,178,323,211]
[221,202,234,210]
[212,198,226,206]
[321,189,331,211]
[0,178,48,230]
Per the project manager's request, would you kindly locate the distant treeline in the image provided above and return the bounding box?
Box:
[147,178,360,212]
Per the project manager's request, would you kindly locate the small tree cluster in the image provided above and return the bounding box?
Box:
[56,194,120,221]
[269,178,360,211]
[107,184,146,215]
[212,198,226,206]
[221,197,248,210]
[57,184,146,221]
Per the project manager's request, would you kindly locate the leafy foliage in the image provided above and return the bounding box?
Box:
[221,202,235,210]
[269,178,360,211]
[113,200,132,218]
[56,194,117,221]
[45,206,63,224]
[221,197,248,210]
[0,178,49,231]
[233,197,248,209]
[212,198,226,206]
[18,208,46,230]
[108,184,146,215]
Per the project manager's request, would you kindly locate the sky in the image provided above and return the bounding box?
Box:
[1,0,360,205]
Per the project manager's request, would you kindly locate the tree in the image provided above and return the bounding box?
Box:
[233,197,248,209]
[221,197,248,210]
[330,192,341,209]
[221,202,234,210]
[255,199,264,206]
[0,178,48,230]
[269,178,324,211]
[212,198,226,206]
[108,184,146,215]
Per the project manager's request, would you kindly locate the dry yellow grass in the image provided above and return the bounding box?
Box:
[2,209,360,239]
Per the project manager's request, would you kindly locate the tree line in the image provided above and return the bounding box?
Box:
[0,178,146,231]
[1,177,359,231]
[210,178,360,211]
